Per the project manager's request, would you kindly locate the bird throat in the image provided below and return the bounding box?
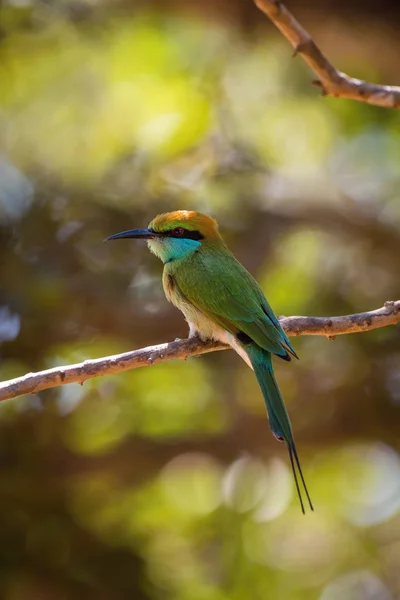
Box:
[147,237,201,264]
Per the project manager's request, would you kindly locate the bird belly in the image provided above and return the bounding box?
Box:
[163,269,253,369]
[177,297,224,340]
[182,304,253,369]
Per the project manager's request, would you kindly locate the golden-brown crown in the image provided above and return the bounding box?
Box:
[148,211,221,239]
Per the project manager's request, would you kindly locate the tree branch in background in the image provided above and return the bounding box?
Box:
[0,301,398,402]
[254,0,400,109]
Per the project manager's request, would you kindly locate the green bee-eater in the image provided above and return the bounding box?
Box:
[107,210,313,513]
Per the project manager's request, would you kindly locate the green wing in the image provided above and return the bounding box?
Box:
[172,245,296,360]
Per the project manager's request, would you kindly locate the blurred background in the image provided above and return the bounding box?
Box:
[1,0,400,598]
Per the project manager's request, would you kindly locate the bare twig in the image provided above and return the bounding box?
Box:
[279,301,400,336]
[0,301,398,402]
[254,0,400,109]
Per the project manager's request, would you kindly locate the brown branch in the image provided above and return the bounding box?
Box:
[0,301,398,402]
[254,0,400,109]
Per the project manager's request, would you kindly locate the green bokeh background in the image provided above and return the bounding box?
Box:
[0,1,400,598]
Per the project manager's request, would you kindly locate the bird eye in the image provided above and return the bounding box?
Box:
[174,227,185,237]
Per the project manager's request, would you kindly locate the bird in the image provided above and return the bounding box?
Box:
[106,210,313,513]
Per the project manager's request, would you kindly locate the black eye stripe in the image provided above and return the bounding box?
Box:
[151,227,204,240]
[177,229,204,240]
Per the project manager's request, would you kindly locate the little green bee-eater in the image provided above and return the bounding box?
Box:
[107,210,313,513]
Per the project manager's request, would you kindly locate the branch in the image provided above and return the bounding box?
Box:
[254,0,400,109]
[0,301,398,402]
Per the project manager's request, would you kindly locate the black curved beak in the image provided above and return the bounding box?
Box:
[105,228,161,242]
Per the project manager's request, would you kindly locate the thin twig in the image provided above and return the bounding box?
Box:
[254,0,400,109]
[0,301,398,402]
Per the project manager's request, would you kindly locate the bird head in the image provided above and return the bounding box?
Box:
[106,210,223,264]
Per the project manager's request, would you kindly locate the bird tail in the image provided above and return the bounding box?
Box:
[247,346,313,514]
